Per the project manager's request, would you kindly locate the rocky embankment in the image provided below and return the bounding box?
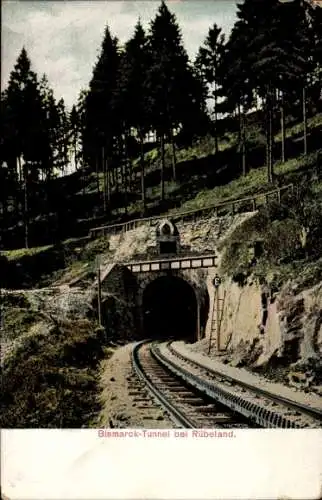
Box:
[190,276,322,395]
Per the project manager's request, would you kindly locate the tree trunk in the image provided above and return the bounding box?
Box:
[169,127,177,181]
[139,132,146,215]
[303,86,307,156]
[123,162,128,216]
[214,82,218,154]
[23,161,29,249]
[18,156,22,185]
[114,166,118,195]
[102,146,107,213]
[15,156,21,216]
[268,105,273,183]
[241,109,246,176]
[266,92,273,184]
[280,91,285,163]
[237,101,242,146]
[82,165,86,198]
[269,99,273,182]
[112,165,116,188]
[95,155,100,213]
[125,130,132,192]
[74,140,78,171]
[122,136,128,216]
[106,155,111,204]
[160,133,165,202]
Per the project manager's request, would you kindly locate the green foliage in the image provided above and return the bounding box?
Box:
[147,1,207,137]
[265,218,301,263]
[83,25,120,167]
[0,319,106,428]
[221,184,322,288]
[1,244,53,261]
[2,307,41,341]
[275,114,322,142]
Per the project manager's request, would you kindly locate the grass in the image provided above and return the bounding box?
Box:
[168,148,321,215]
[2,307,42,341]
[56,111,321,243]
[131,132,236,177]
[275,113,322,142]
[131,112,321,179]
[274,150,321,176]
[1,244,53,261]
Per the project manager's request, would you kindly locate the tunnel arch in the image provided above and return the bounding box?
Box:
[142,275,198,342]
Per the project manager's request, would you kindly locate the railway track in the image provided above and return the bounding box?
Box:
[168,342,322,426]
[132,340,256,428]
[132,340,322,429]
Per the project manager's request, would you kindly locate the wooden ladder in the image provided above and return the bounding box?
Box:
[208,288,226,354]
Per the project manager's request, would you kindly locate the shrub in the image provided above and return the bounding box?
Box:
[264,218,301,264]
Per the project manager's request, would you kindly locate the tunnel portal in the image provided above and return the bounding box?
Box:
[142,276,198,342]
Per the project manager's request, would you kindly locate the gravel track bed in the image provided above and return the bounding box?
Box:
[97,342,173,428]
[172,341,322,416]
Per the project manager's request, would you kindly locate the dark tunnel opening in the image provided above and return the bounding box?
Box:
[142,276,199,342]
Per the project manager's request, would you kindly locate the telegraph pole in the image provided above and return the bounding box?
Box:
[96,255,102,327]
[0,286,3,332]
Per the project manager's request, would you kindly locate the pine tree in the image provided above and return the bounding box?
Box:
[219,13,255,176]
[195,23,225,153]
[70,104,80,171]
[147,1,200,196]
[56,98,70,175]
[114,20,150,213]
[1,91,20,225]
[276,0,314,157]
[84,25,120,213]
[39,74,57,181]
[224,0,313,181]
[75,89,89,197]
[4,48,44,247]
[311,4,322,108]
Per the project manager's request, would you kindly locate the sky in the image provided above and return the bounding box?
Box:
[2,0,238,110]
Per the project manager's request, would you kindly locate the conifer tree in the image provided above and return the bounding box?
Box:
[39,74,58,181]
[195,24,225,153]
[84,25,120,212]
[114,20,150,213]
[70,104,80,171]
[223,0,313,181]
[56,98,70,175]
[147,1,201,197]
[311,4,322,108]
[4,48,44,247]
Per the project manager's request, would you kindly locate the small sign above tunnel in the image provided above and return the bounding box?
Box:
[156,219,180,257]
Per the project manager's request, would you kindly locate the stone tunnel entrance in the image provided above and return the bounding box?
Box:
[142,276,199,342]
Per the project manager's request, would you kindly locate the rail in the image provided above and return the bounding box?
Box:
[89,183,294,239]
[131,340,195,428]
